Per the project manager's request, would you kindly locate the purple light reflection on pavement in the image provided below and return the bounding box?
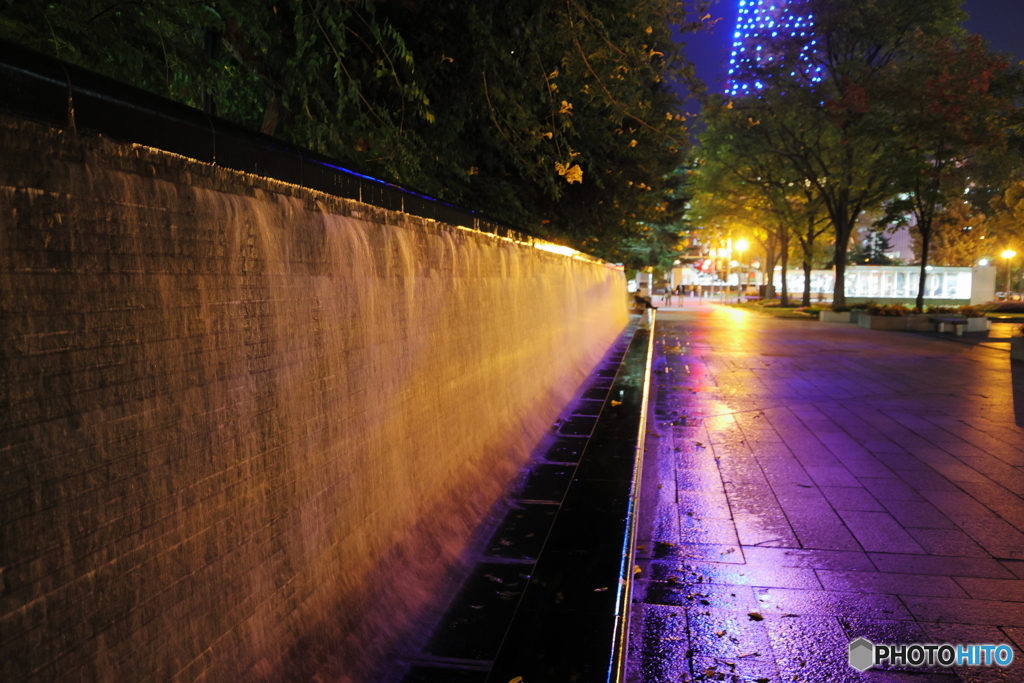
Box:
[627,304,1024,682]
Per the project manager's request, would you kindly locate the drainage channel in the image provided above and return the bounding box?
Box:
[387,312,655,683]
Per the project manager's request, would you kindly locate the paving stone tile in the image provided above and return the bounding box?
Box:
[816,570,969,598]
[820,486,887,512]
[646,503,681,546]
[873,455,937,476]
[906,528,990,558]
[860,477,927,502]
[686,607,775,662]
[861,439,911,455]
[689,655,780,683]
[772,485,831,508]
[840,458,900,479]
[947,516,1024,560]
[746,440,796,458]
[676,490,732,520]
[675,466,725,494]
[643,579,760,612]
[919,622,1008,644]
[922,461,992,484]
[725,481,783,510]
[953,578,1024,602]
[759,457,816,488]
[956,481,1024,510]
[679,516,740,546]
[675,560,822,591]
[919,490,1001,518]
[838,510,926,554]
[818,434,877,460]
[625,603,689,683]
[752,586,913,620]
[878,499,956,529]
[1001,561,1024,580]
[732,510,799,548]
[741,546,875,572]
[1002,626,1024,653]
[868,553,1015,579]
[892,468,964,492]
[804,465,861,488]
[787,509,865,551]
[955,457,1024,494]
[902,596,1024,626]
[653,541,746,564]
[837,617,929,646]
[765,615,865,683]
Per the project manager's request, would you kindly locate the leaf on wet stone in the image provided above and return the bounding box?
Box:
[594,587,608,592]
[747,612,764,621]
[508,677,523,683]
[715,630,727,637]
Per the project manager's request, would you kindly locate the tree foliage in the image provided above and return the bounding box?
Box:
[0,0,708,259]
[877,31,1018,309]
[690,0,987,308]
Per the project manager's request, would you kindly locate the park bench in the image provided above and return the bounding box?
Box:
[930,316,968,336]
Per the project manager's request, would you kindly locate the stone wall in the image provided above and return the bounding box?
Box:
[0,116,628,683]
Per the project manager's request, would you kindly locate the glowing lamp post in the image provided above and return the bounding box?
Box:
[1002,249,1017,295]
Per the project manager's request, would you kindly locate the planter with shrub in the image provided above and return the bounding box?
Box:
[857,304,921,330]
[1012,326,1024,361]
[820,304,852,323]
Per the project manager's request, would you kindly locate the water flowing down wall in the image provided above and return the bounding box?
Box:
[0,115,628,683]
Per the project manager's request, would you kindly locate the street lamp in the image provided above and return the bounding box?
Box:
[1002,249,1016,295]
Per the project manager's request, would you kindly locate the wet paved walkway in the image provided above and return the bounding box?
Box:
[627,305,1024,683]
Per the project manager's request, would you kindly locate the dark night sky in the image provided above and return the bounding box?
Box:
[675,0,1024,109]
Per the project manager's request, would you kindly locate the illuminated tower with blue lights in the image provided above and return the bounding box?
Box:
[726,0,823,96]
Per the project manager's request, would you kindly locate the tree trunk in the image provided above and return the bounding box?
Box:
[915,223,933,312]
[832,216,854,309]
[762,233,779,299]
[802,260,812,307]
[261,90,281,136]
[780,225,791,307]
[801,214,818,307]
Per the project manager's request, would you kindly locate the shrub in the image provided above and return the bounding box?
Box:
[848,302,870,310]
[958,306,985,318]
[866,303,910,316]
[927,305,958,315]
[832,304,851,312]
